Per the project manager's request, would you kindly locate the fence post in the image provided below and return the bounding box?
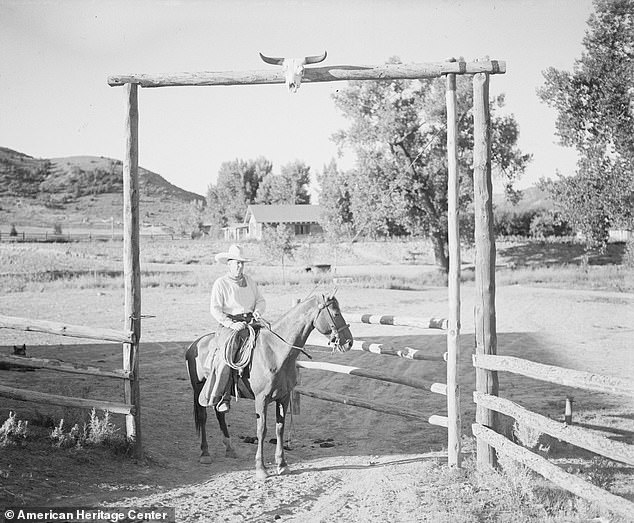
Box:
[446,63,462,467]
[123,82,142,458]
[473,67,499,469]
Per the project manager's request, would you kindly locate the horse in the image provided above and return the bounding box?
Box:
[185,293,353,480]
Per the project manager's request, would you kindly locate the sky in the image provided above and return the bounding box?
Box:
[1,0,594,199]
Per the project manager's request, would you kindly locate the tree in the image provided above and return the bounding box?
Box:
[538,0,634,250]
[326,60,531,271]
[206,157,272,226]
[316,160,355,240]
[260,224,297,284]
[256,160,311,204]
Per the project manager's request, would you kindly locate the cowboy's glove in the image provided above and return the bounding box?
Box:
[230,321,247,331]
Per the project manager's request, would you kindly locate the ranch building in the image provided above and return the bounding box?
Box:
[239,204,324,240]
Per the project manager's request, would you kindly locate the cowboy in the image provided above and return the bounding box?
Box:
[200,244,266,412]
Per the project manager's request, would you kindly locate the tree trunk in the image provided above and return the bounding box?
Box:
[431,231,449,274]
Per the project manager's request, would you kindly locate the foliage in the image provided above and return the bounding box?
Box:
[256,160,311,204]
[538,0,634,251]
[206,157,272,225]
[49,409,127,451]
[260,224,297,267]
[53,222,63,235]
[9,223,17,236]
[0,411,29,447]
[324,59,531,271]
[529,209,573,238]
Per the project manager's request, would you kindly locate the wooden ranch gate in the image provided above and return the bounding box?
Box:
[466,66,634,518]
[106,56,504,468]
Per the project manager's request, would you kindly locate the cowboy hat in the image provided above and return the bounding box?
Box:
[215,244,252,264]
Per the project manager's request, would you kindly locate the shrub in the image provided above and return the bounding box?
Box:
[9,224,18,237]
[529,210,573,238]
[0,411,29,447]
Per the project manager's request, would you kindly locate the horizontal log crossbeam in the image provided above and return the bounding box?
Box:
[108,60,506,88]
[473,354,634,396]
[295,386,447,427]
[348,314,448,330]
[307,339,446,362]
[0,384,134,415]
[472,423,634,519]
[297,360,446,395]
[474,392,634,466]
[0,314,133,344]
[0,354,131,380]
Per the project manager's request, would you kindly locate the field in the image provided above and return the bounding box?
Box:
[0,238,633,522]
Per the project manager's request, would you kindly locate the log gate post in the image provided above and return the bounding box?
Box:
[473,67,499,469]
[123,82,142,457]
[445,60,462,467]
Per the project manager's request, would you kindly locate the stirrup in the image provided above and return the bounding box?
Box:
[216,399,230,413]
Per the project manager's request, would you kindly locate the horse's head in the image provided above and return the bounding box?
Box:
[313,293,353,352]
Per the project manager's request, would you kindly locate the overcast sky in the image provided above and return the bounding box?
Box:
[1,0,594,198]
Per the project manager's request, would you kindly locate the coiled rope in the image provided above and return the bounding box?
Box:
[222,324,257,372]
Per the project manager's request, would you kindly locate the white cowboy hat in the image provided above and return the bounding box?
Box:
[215,244,252,264]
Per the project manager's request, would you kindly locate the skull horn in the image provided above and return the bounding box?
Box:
[304,51,327,65]
[259,53,285,66]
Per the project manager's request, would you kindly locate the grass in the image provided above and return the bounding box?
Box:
[2,238,633,293]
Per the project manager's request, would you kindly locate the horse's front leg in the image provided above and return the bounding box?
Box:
[254,396,269,481]
[275,396,291,475]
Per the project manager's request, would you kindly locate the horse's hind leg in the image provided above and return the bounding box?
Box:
[275,396,291,475]
[215,410,237,458]
[254,396,269,481]
[196,402,212,465]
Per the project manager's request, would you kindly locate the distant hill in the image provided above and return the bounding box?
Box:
[493,186,555,213]
[0,147,206,232]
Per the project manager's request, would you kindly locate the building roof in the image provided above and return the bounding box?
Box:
[246,204,323,224]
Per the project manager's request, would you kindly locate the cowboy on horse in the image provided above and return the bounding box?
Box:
[198,244,266,413]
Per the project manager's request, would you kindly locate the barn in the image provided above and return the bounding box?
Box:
[244,204,324,240]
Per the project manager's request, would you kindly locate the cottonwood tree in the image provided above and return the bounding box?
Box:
[325,60,530,272]
[206,157,273,225]
[256,160,311,204]
[538,0,634,250]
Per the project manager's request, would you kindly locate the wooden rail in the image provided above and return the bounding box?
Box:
[348,313,448,330]
[297,360,446,395]
[0,314,133,344]
[0,354,131,380]
[474,392,634,466]
[473,354,634,396]
[295,386,447,427]
[108,60,506,88]
[473,423,634,519]
[0,384,134,415]
[307,339,446,362]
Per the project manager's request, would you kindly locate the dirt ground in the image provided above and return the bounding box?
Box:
[1,282,633,521]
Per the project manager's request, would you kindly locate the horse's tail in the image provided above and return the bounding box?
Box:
[185,340,206,437]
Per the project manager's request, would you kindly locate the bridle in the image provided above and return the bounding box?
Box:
[315,295,350,351]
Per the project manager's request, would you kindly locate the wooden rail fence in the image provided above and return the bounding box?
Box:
[473,354,634,519]
[0,315,140,426]
[293,311,459,463]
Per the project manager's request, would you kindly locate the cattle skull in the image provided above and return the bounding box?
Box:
[259,51,327,92]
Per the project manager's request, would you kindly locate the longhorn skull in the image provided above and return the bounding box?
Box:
[259,51,327,92]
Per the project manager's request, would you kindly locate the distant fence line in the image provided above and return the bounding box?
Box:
[0,231,175,242]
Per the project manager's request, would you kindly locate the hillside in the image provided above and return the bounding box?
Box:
[493,185,555,213]
[0,147,206,232]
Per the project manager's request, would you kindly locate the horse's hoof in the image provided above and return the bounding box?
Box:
[199,455,213,465]
[277,465,290,476]
[255,468,268,481]
[225,448,238,459]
